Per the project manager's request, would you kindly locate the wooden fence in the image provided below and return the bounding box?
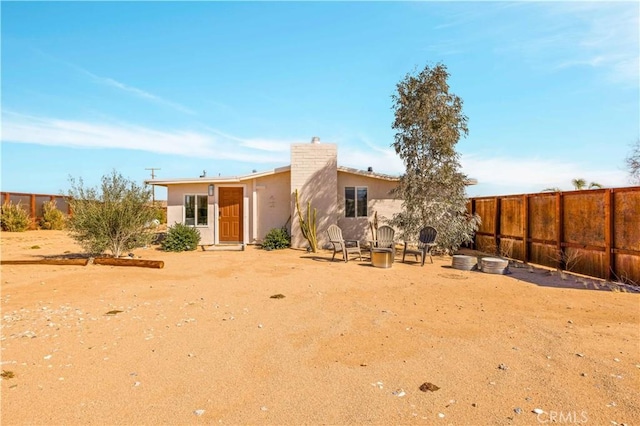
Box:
[468,186,640,284]
[1,192,71,230]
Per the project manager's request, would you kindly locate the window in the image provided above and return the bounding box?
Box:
[185,195,208,226]
[345,187,367,218]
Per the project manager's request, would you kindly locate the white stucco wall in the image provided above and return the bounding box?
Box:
[290,142,338,249]
[253,171,291,243]
[336,172,402,243]
[166,183,215,244]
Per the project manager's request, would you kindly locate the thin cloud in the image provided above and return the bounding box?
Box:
[461,154,628,193]
[1,111,289,164]
[100,77,196,115]
[519,3,638,86]
[29,47,197,114]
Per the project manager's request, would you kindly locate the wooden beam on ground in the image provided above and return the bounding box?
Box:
[93,257,164,269]
[1,258,89,266]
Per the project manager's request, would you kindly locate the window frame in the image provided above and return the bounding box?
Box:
[344,186,368,218]
[184,194,209,227]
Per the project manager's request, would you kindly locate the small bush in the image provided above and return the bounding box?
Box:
[161,223,201,252]
[1,201,31,232]
[149,204,167,224]
[39,200,66,230]
[262,227,290,250]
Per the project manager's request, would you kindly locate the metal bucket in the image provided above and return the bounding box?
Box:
[371,249,393,268]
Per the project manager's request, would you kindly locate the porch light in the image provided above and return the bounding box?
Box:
[208,184,215,196]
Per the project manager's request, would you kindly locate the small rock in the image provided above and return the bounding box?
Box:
[581,372,587,377]
[576,353,584,357]
[533,408,544,414]
[44,355,52,360]
[392,389,406,397]
[514,407,522,414]
[419,382,440,392]
[193,409,205,416]
[437,413,445,418]
[498,363,509,370]
[614,358,620,362]
[472,403,477,408]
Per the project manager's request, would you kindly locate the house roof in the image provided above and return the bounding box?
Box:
[145,164,477,186]
[146,165,292,186]
[145,165,403,186]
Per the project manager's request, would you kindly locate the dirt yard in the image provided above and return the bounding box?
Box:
[1,231,638,425]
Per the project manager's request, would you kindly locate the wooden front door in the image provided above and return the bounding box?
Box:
[219,187,243,243]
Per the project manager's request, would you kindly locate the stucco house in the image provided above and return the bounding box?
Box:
[146,137,406,249]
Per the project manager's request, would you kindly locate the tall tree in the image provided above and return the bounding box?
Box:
[626,139,640,184]
[389,63,480,254]
[571,178,587,190]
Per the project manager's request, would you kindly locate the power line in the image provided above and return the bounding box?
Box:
[145,168,161,203]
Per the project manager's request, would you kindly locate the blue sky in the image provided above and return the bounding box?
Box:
[2,1,638,200]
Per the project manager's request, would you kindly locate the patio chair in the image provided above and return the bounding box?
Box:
[369,225,396,259]
[402,226,437,266]
[327,224,362,262]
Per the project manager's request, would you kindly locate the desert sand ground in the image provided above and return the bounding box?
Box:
[1,230,638,426]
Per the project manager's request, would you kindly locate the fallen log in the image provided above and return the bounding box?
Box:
[1,258,89,266]
[93,257,164,269]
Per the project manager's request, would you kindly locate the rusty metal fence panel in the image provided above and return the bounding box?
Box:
[469,187,640,285]
[1,192,70,230]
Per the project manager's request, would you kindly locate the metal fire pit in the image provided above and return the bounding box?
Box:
[371,248,394,268]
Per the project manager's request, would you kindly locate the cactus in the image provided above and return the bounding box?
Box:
[294,189,318,253]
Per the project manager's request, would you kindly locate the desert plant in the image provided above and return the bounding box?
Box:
[262,227,291,250]
[369,210,379,242]
[549,248,583,279]
[294,189,318,252]
[39,200,66,230]
[66,170,157,257]
[161,223,201,252]
[149,203,167,224]
[1,201,31,232]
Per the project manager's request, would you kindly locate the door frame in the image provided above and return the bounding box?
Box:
[214,184,248,245]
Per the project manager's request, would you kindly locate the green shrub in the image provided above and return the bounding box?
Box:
[262,227,290,250]
[39,200,66,230]
[150,204,167,224]
[1,201,31,232]
[161,223,201,252]
[66,171,157,257]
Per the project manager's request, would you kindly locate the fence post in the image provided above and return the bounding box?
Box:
[522,194,529,263]
[604,189,614,281]
[470,198,476,250]
[494,197,501,255]
[555,192,564,270]
[30,194,37,230]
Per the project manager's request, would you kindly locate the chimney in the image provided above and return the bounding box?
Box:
[367,166,373,172]
[311,136,320,144]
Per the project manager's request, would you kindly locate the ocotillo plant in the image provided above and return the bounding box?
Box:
[294,189,318,252]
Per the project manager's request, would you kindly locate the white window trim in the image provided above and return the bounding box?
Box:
[184,193,209,227]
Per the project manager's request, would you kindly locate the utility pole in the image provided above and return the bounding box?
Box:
[145,168,161,204]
